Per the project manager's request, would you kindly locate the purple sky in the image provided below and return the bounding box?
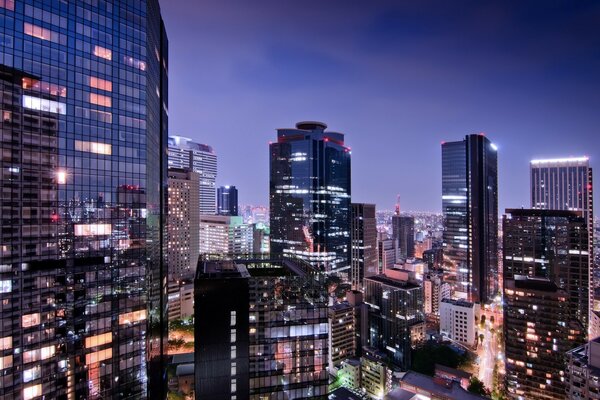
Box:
[160,0,600,213]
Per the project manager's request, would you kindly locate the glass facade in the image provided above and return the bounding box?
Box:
[392,215,415,260]
[270,121,351,277]
[0,0,168,398]
[442,134,498,303]
[195,255,329,399]
[217,185,238,216]
[350,203,377,289]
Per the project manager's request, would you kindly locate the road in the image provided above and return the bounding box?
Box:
[477,321,498,390]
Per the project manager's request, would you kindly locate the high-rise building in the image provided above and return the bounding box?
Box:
[168,168,200,280]
[439,299,480,347]
[565,336,600,399]
[328,302,356,372]
[392,215,415,260]
[168,135,217,214]
[442,134,498,303]
[504,276,571,400]
[377,232,396,274]
[198,215,253,255]
[364,268,425,369]
[269,121,351,277]
[530,157,594,326]
[0,1,169,398]
[351,203,378,289]
[217,185,238,216]
[194,255,329,399]
[423,272,451,317]
[503,209,589,336]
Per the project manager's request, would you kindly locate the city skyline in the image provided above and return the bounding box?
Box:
[160,0,600,212]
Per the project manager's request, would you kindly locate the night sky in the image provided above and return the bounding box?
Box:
[160,0,600,213]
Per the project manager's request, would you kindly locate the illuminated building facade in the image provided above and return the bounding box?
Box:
[168,168,199,280]
[217,185,238,216]
[199,215,253,255]
[0,0,169,398]
[530,157,594,327]
[503,277,571,400]
[392,215,415,260]
[168,135,217,214]
[351,203,378,289]
[442,134,498,303]
[328,302,356,372]
[503,209,589,335]
[194,255,329,399]
[377,232,396,274]
[269,121,351,277]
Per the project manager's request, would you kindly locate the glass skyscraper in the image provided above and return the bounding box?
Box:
[269,121,351,277]
[441,134,498,303]
[217,184,238,216]
[0,1,168,398]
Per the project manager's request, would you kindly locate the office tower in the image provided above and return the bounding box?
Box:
[347,290,369,358]
[168,135,217,214]
[423,248,443,270]
[198,215,253,255]
[194,256,329,399]
[328,302,356,372]
[439,299,480,347]
[377,232,396,274]
[351,203,378,289]
[504,276,572,400]
[364,268,425,369]
[167,281,194,322]
[565,337,600,399]
[503,209,589,336]
[0,1,168,398]
[442,134,498,303]
[269,121,351,277]
[392,215,415,260]
[530,157,594,323]
[423,272,451,317]
[217,185,238,216]
[252,222,269,254]
[168,168,200,280]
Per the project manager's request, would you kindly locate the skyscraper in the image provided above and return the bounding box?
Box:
[269,121,351,277]
[530,157,594,325]
[194,255,329,399]
[351,203,378,289]
[392,214,415,260]
[168,168,200,280]
[168,135,217,214]
[217,185,238,216]
[198,215,253,255]
[442,134,498,303]
[0,1,168,398]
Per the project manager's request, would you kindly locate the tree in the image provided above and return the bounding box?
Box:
[411,342,469,376]
[490,315,495,326]
[480,315,486,328]
[468,377,491,396]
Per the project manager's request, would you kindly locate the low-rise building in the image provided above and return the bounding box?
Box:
[339,358,362,391]
[396,371,490,399]
[439,298,479,347]
[565,336,600,399]
[361,347,393,399]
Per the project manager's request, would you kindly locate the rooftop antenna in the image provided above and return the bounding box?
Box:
[395,194,401,216]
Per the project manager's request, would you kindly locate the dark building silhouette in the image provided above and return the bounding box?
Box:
[442,134,498,303]
[351,203,378,289]
[269,121,351,278]
[194,255,329,399]
[0,2,169,398]
[392,215,415,260]
[217,185,238,216]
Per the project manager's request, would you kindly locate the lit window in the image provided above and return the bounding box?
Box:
[23,366,41,383]
[75,140,112,155]
[86,348,112,364]
[0,279,11,293]
[89,76,112,92]
[90,93,112,107]
[23,346,55,363]
[118,309,147,325]
[0,0,15,11]
[22,77,67,97]
[123,55,146,71]
[24,23,51,40]
[23,384,42,400]
[0,336,12,350]
[56,170,67,184]
[0,355,12,370]
[22,95,66,114]
[22,313,41,328]
[85,332,112,348]
[74,224,112,236]
[93,45,112,60]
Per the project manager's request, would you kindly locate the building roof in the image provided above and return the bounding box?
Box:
[171,352,194,365]
[328,387,369,400]
[441,298,476,308]
[196,255,317,280]
[331,302,353,312]
[364,274,421,290]
[384,388,419,400]
[435,364,472,379]
[401,371,490,399]
[175,363,194,377]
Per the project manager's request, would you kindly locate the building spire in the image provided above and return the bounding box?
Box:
[395,194,401,215]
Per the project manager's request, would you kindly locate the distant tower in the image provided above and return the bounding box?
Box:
[441,134,498,303]
[217,185,238,216]
[351,203,378,289]
[269,121,351,277]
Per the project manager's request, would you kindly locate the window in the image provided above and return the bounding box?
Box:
[89,76,112,92]
[123,55,146,71]
[86,348,112,364]
[22,313,41,328]
[23,384,42,400]
[22,95,67,115]
[24,23,65,44]
[0,0,15,11]
[0,279,11,293]
[90,93,112,107]
[75,140,112,155]
[23,346,55,363]
[23,366,41,383]
[0,355,12,370]
[119,309,147,325]
[74,224,112,236]
[93,45,112,60]
[22,77,67,97]
[85,332,112,348]
[0,336,12,350]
